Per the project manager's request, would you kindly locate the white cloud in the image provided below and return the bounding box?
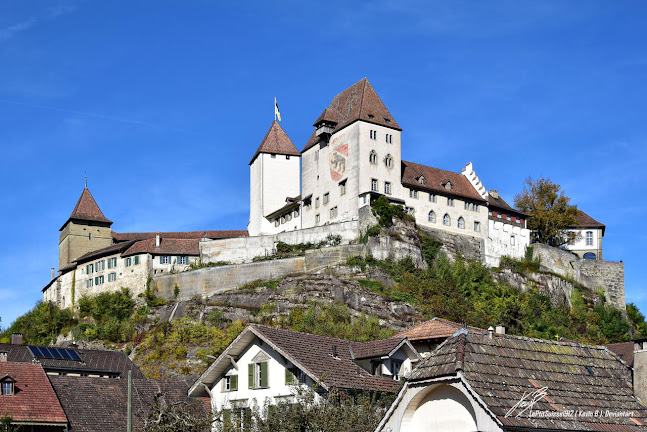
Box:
[0,4,77,43]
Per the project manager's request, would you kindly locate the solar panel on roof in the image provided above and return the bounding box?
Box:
[27,345,82,361]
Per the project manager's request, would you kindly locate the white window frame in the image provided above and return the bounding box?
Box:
[458,217,465,229]
[323,193,330,204]
[474,221,480,232]
[429,193,436,203]
[371,179,378,192]
[586,231,593,246]
[428,211,436,223]
[443,214,450,226]
[384,182,391,195]
[369,151,377,164]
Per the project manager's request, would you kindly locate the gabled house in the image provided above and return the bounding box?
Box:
[564,210,606,260]
[188,324,420,413]
[395,317,487,358]
[377,330,647,432]
[0,362,68,431]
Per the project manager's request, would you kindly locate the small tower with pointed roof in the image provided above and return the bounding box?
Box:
[59,187,113,270]
[248,121,301,236]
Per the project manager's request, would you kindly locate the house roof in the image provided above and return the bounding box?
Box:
[401,161,486,203]
[122,238,200,257]
[249,120,300,165]
[395,317,486,342]
[49,376,204,432]
[606,341,635,367]
[265,195,302,219]
[189,325,406,397]
[60,188,112,231]
[302,78,401,153]
[73,240,137,264]
[408,332,647,431]
[350,338,414,360]
[0,362,67,426]
[572,210,606,231]
[487,194,528,217]
[0,344,145,378]
[112,230,248,242]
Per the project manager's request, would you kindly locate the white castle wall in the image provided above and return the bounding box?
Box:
[485,220,531,266]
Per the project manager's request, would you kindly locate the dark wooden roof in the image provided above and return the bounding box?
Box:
[302,78,401,152]
[0,344,145,378]
[0,362,67,426]
[401,160,486,202]
[250,120,300,165]
[410,332,647,431]
[60,188,112,230]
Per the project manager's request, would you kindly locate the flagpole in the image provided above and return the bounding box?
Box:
[274,97,277,121]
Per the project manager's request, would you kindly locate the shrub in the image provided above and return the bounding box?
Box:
[371,195,404,227]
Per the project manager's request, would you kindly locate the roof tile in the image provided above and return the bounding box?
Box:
[250,120,300,164]
[401,161,486,202]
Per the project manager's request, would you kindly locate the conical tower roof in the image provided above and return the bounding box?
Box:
[60,187,112,231]
[303,78,401,152]
[249,120,300,165]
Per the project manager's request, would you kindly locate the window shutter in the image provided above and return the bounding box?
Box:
[160,256,163,265]
[95,277,98,285]
[107,259,111,269]
[230,375,238,391]
[260,361,268,388]
[248,364,254,389]
[135,256,139,265]
[86,265,89,274]
[285,367,293,385]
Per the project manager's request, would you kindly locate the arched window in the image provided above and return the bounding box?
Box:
[458,217,465,229]
[369,151,377,164]
[385,154,393,169]
[443,214,450,226]
[583,252,596,260]
[428,211,436,223]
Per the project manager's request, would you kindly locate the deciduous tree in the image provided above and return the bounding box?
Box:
[514,177,578,247]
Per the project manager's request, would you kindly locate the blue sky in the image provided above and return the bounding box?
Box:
[1,1,646,328]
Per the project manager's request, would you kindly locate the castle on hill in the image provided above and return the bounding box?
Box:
[43,78,608,308]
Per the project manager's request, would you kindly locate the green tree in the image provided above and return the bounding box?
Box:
[371,195,404,227]
[0,414,19,432]
[514,177,579,246]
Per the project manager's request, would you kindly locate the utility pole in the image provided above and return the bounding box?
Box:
[127,370,132,432]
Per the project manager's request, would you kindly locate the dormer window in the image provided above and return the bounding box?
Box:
[416,175,425,185]
[443,180,452,191]
[367,114,374,119]
[1,377,15,396]
[384,118,391,123]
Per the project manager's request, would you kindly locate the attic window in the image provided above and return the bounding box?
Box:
[417,175,425,185]
[443,181,452,191]
[367,114,374,119]
[384,118,391,123]
[1,381,14,396]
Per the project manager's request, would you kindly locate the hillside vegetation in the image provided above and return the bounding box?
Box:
[2,220,645,380]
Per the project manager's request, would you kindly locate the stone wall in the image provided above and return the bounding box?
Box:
[418,226,485,262]
[531,243,625,310]
[199,221,360,264]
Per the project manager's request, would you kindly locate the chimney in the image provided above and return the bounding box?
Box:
[51,267,55,280]
[495,324,506,335]
[488,326,494,339]
[11,333,23,345]
[489,190,499,199]
[0,352,7,362]
[332,345,337,358]
[155,232,160,248]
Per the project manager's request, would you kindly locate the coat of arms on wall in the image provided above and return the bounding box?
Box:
[329,143,348,181]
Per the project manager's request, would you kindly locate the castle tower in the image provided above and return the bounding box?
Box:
[248,121,301,236]
[59,187,113,270]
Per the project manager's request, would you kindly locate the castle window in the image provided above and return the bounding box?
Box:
[428,211,436,223]
[160,256,170,264]
[385,154,393,169]
[286,155,290,160]
[511,235,516,246]
[384,182,391,195]
[386,134,392,144]
[369,151,377,164]
[583,252,596,260]
[458,217,465,229]
[315,197,320,208]
[464,202,469,210]
[125,257,132,267]
[340,181,346,196]
[586,231,593,246]
[371,179,378,192]
[98,275,104,284]
[316,214,320,224]
[271,154,276,158]
[405,207,415,216]
[330,207,338,218]
[474,204,479,212]
[447,198,454,207]
[370,130,377,140]
[323,193,330,204]
[89,233,92,240]
[108,272,116,282]
[275,219,280,227]
[443,214,450,226]
[474,221,480,232]
[429,193,436,203]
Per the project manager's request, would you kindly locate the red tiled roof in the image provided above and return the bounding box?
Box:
[122,238,199,257]
[572,210,606,229]
[302,78,401,152]
[409,332,647,431]
[73,240,137,264]
[60,188,112,230]
[249,120,300,165]
[112,230,248,242]
[401,161,486,202]
[395,317,486,341]
[251,325,402,393]
[350,338,406,359]
[0,362,67,425]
